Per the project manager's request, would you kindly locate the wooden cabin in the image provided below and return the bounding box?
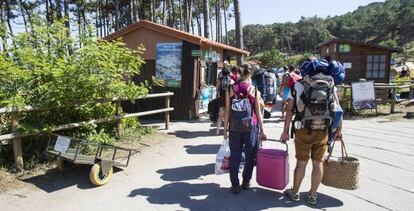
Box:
[317,38,402,83]
[104,20,249,120]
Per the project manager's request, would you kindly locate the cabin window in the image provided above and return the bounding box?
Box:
[366,55,386,79]
[339,44,351,53]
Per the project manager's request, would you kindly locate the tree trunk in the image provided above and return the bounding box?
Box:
[17,0,28,32]
[223,0,228,44]
[172,0,176,28]
[46,0,50,24]
[0,2,6,51]
[132,0,137,22]
[55,0,62,19]
[64,0,70,36]
[210,17,213,40]
[162,0,166,24]
[187,0,193,32]
[203,0,210,38]
[216,0,221,42]
[195,3,202,36]
[5,0,14,37]
[114,0,120,30]
[48,0,55,23]
[234,0,243,65]
[178,0,183,30]
[149,0,154,21]
[77,2,82,39]
[167,0,172,26]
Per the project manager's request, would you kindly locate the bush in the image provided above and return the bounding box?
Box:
[0,17,148,168]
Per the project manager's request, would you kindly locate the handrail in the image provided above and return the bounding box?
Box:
[0,92,174,171]
[0,92,174,114]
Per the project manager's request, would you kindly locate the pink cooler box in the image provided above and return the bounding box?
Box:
[256,140,289,190]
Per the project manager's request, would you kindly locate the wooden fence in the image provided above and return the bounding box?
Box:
[338,83,414,114]
[0,92,174,171]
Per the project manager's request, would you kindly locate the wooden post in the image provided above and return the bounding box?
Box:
[11,112,23,171]
[115,100,122,136]
[390,88,396,114]
[165,95,170,130]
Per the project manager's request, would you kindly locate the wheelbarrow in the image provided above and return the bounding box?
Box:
[46,133,137,186]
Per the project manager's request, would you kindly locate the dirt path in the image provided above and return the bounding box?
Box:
[1,113,414,211]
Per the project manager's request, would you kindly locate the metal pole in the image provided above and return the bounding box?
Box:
[11,112,23,171]
[165,95,170,130]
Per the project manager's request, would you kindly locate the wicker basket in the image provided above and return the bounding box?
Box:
[322,139,359,190]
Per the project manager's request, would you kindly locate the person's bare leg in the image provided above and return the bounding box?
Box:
[216,107,223,135]
[309,160,324,195]
[293,160,308,193]
[281,100,286,119]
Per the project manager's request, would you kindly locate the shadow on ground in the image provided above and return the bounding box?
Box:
[168,130,216,139]
[184,144,220,155]
[128,182,343,210]
[22,165,123,193]
[157,163,214,182]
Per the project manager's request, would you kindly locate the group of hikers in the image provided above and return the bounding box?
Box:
[213,58,346,205]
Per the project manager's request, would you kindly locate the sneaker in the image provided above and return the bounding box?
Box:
[230,185,241,194]
[307,193,318,205]
[284,189,301,202]
[241,181,250,190]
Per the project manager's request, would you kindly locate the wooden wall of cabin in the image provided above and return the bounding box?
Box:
[122,40,200,120]
[337,45,391,84]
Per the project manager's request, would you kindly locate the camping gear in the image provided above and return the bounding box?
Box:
[252,68,277,103]
[328,103,344,152]
[256,139,289,190]
[322,139,359,190]
[293,73,335,132]
[229,84,254,132]
[328,60,346,85]
[219,75,231,97]
[215,139,231,175]
[47,133,137,186]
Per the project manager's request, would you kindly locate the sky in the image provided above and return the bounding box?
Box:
[227,0,385,30]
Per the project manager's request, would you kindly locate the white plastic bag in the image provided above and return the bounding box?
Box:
[215,139,231,175]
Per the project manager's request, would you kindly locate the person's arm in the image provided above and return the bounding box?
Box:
[254,88,266,140]
[223,88,232,140]
[280,99,294,142]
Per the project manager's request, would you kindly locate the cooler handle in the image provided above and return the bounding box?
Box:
[259,138,288,154]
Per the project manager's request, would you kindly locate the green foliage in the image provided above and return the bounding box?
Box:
[379,39,398,48]
[259,49,286,67]
[0,17,149,168]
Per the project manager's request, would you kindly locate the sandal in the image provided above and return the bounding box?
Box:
[284,189,300,202]
[307,193,318,205]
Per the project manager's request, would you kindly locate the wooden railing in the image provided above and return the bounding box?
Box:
[0,92,174,171]
[338,83,414,114]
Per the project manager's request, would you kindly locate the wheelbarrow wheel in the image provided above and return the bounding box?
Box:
[56,157,76,171]
[90,163,113,186]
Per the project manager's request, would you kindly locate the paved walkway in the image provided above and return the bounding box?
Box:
[1,112,414,211]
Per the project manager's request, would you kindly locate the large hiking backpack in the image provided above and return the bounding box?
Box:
[219,75,231,98]
[252,68,276,103]
[292,72,335,133]
[230,84,254,132]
